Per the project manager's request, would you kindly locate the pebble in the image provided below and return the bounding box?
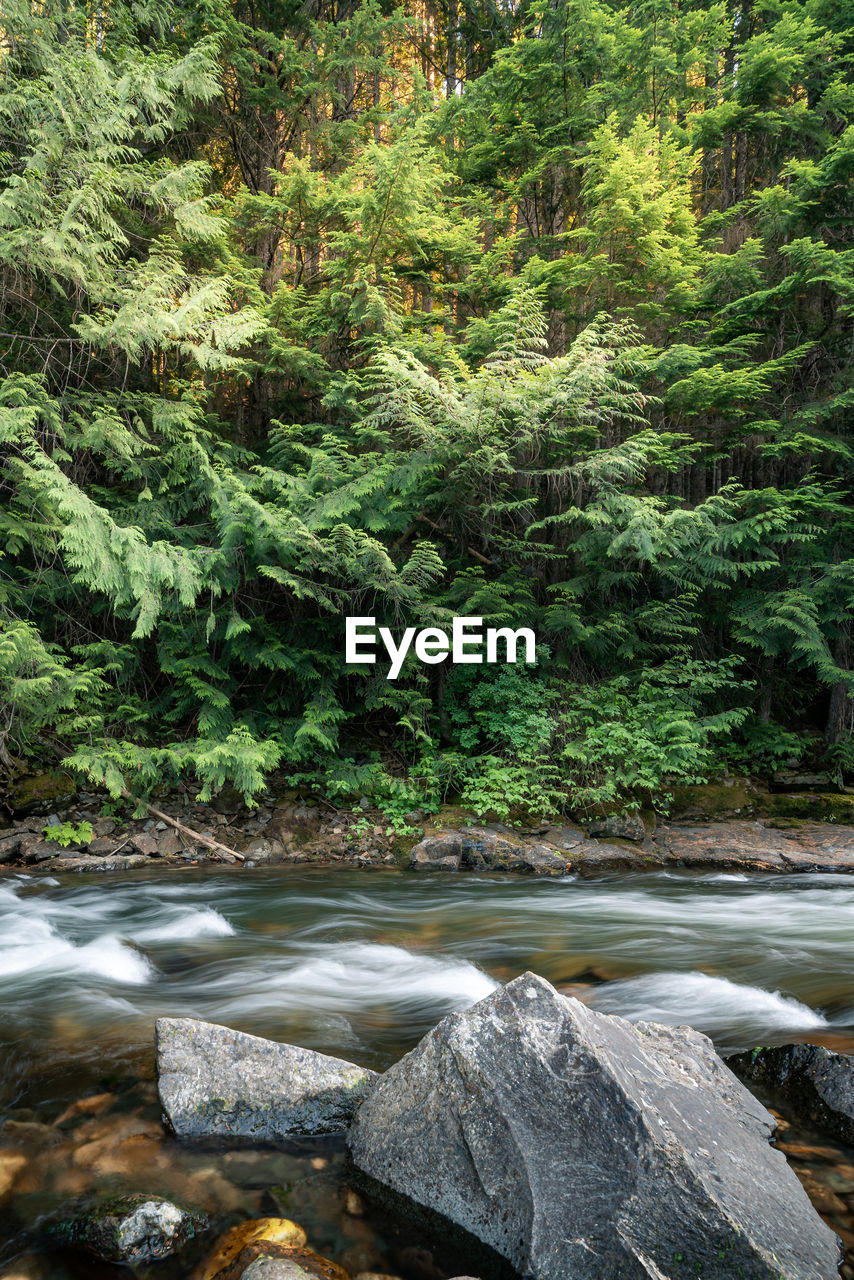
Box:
[53,1093,116,1127]
[0,1152,27,1200]
[795,1170,848,1215]
[343,1188,365,1217]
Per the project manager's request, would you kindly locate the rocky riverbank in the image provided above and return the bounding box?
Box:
[3,768,854,876]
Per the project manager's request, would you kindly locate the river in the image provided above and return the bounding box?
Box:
[2,864,854,1278]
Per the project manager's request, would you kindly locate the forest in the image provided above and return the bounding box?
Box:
[1,0,853,826]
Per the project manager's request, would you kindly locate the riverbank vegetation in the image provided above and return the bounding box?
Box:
[1,0,853,822]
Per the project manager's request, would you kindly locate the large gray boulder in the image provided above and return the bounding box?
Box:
[348,973,841,1280]
[729,1043,854,1145]
[156,1018,376,1140]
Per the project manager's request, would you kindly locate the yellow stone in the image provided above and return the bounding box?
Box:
[0,1151,27,1200]
[195,1218,308,1280]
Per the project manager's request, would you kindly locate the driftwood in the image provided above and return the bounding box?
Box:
[120,788,245,863]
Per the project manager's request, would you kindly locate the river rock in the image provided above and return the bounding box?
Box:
[156,1018,377,1140]
[22,839,68,863]
[728,1043,854,1145]
[86,836,119,855]
[245,837,286,863]
[410,833,462,870]
[586,812,647,842]
[47,853,148,872]
[57,1193,207,1263]
[0,833,22,863]
[239,1260,313,1280]
[770,772,835,792]
[196,1219,307,1280]
[196,1220,349,1280]
[654,820,854,872]
[348,973,841,1280]
[130,831,160,856]
[227,1249,348,1280]
[157,828,183,856]
[409,829,568,876]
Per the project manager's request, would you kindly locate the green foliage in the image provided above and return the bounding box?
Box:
[43,820,94,848]
[1,0,853,814]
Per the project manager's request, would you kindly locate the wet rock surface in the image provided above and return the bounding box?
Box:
[157,1018,377,1140]
[54,1192,208,1263]
[238,1259,315,1280]
[408,817,854,875]
[729,1044,854,1146]
[195,1218,351,1280]
[348,973,842,1280]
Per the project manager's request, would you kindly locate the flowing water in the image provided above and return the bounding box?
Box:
[3,864,854,1278]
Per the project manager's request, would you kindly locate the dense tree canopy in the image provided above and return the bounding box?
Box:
[1,0,853,821]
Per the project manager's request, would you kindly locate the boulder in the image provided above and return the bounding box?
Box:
[409,830,568,876]
[156,1018,377,1141]
[130,831,160,857]
[46,853,148,872]
[586,812,647,842]
[348,973,841,1280]
[728,1043,854,1145]
[0,833,22,863]
[157,829,184,857]
[655,820,854,873]
[22,839,68,863]
[244,837,286,863]
[410,833,462,871]
[55,1193,207,1264]
[770,772,835,793]
[86,836,120,856]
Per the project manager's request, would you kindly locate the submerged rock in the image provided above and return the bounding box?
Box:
[196,1219,307,1280]
[57,1192,207,1263]
[224,1247,348,1280]
[348,972,841,1280]
[195,1218,349,1280]
[0,1150,27,1202]
[156,1018,376,1141]
[729,1043,854,1145]
[238,1260,314,1280]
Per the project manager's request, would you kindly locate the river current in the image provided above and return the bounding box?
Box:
[2,864,854,1277]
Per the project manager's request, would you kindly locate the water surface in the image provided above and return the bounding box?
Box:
[2,865,854,1278]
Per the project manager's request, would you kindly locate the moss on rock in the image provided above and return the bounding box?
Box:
[5,771,77,816]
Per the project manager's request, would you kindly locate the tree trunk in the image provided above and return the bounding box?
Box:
[825,635,853,748]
